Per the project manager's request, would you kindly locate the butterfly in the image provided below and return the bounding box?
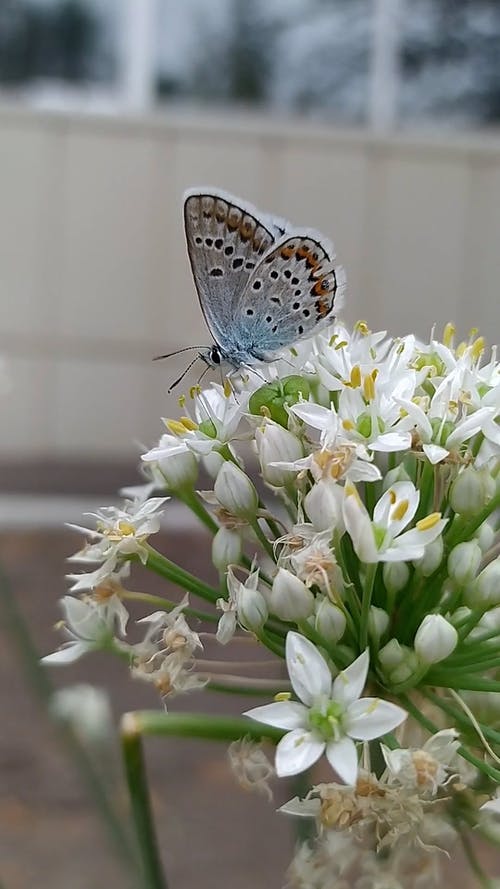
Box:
[157,187,345,388]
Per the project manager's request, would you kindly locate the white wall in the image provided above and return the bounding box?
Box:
[1,104,500,459]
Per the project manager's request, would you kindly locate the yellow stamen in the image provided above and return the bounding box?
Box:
[471,336,485,361]
[274,691,291,702]
[342,419,355,431]
[166,419,187,436]
[223,378,232,398]
[335,340,348,351]
[416,512,442,531]
[178,394,186,408]
[388,489,397,504]
[456,341,467,358]
[350,365,362,388]
[443,322,455,348]
[189,385,201,399]
[354,320,370,336]
[363,373,375,401]
[391,499,409,522]
[117,520,135,536]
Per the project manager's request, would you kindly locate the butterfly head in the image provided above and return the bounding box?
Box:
[199,344,224,367]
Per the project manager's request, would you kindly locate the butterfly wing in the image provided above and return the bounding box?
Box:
[183,188,283,347]
[232,231,345,360]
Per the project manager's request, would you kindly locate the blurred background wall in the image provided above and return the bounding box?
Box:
[0,0,500,466]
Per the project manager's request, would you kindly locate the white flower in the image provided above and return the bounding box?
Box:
[244,632,406,784]
[163,386,246,458]
[142,433,198,490]
[42,594,129,664]
[381,729,460,795]
[342,481,447,563]
[254,419,304,487]
[213,461,258,520]
[67,497,168,589]
[216,566,267,643]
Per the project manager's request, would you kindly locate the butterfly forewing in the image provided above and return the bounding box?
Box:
[183,189,278,345]
[234,233,345,357]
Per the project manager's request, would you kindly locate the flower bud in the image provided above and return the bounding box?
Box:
[304,480,344,533]
[379,638,406,670]
[269,568,314,621]
[476,520,495,554]
[249,375,310,427]
[368,606,389,641]
[202,450,224,479]
[416,536,443,577]
[212,527,242,574]
[449,467,495,517]
[469,559,500,608]
[383,561,410,595]
[314,597,346,643]
[237,584,268,633]
[214,461,258,520]
[390,651,419,685]
[470,606,500,640]
[448,541,482,586]
[448,605,471,627]
[255,421,303,487]
[414,614,458,664]
[160,449,198,491]
[50,684,113,745]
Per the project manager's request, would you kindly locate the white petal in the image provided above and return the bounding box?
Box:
[275,729,324,777]
[279,797,321,818]
[41,641,89,665]
[342,485,378,562]
[370,432,412,452]
[422,443,449,464]
[286,631,332,706]
[291,402,333,430]
[244,701,308,730]
[325,735,359,785]
[346,697,407,740]
[332,649,369,707]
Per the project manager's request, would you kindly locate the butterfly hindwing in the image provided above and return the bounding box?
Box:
[233,232,345,358]
[183,189,279,345]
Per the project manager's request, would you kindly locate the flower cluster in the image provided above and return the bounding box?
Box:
[45,320,500,886]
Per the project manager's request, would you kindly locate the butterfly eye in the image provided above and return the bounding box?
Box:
[210,346,221,365]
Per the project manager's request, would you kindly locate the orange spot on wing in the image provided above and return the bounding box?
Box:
[296,246,321,269]
[280,245,295,259]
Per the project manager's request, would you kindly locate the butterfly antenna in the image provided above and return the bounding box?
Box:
[168,355,202,393]
[153,345,208,362]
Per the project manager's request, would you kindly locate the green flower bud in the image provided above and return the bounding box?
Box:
[368,606,389,641]
[469,559,500,608]
[476,521,495,554]
[270,568,314,621]
[448,541,482,586]
[416,536,444,577]
[414,614,458,664]
[449,466,495,517]
[214,462,258,520]
[212,527,242,574]
[379,638,406,670]
[249,376,310,428]
[314,597,346,643]
[383,561,410,595]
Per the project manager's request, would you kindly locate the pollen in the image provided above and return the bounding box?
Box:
[388,489,397,504]
[354,320,370,337]
[223,378,233,398]
[117,520,136,536]
[180,416,198,431]
[342,419,355,431]
[471,336,486,361]
[189,385,201,399]
[391,499,409,522]
[274,691,291,702]
[416,512,442,531]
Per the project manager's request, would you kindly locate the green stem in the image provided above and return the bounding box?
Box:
[144,545,220,604]
[360,565,377,649]
[250,519,275,560]
[177,490,218,534]
[423,689,500,748]
[125,711,285,745]
[206,680,284,697]
[121,590,218,623]
[121,717,168,889]
[256,627,286,658]
[424,673,500,693]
